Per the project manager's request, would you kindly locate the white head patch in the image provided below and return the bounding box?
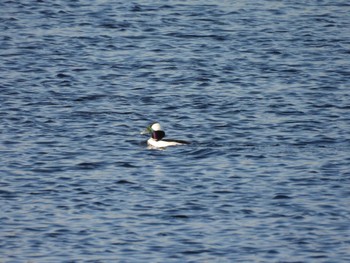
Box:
[151,123,162,131]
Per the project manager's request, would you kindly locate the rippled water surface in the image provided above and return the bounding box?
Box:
[1,0,350,262]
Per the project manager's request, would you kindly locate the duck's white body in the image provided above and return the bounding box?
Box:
[141,122,189,149]
[147,138,187,148]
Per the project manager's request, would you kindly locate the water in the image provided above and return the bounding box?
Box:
[1,0,350,262]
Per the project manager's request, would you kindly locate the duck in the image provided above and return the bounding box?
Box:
[141,122,190,148]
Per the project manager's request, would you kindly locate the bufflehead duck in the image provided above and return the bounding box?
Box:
[141,122,190,148]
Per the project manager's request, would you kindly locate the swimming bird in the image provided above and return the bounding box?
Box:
[141,122,190,148]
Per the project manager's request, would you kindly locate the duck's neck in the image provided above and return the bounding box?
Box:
[152,130,165,141]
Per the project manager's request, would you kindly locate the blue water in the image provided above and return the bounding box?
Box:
[1,0,350,262]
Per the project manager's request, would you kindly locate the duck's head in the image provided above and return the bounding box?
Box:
[141,122,165,141]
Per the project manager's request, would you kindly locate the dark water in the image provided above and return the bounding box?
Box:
[1,0,350,262]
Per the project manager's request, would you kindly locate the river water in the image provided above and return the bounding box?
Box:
[1,1,350,262]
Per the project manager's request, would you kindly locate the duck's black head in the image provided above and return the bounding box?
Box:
[151,130,165,141]
[141,122,166,141]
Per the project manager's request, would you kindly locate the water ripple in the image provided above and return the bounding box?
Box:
[1,0,350,262]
